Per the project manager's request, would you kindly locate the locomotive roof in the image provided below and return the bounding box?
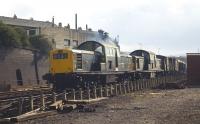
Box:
[51,48,94,55]
[98,40,119,48]
[120,52,131,57]
[72,49,94,54]
[156,55,168,59]
[78,40,119,50]
[133,55,144,59]
[130,49,156,55]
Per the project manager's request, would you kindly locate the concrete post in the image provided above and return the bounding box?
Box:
[146,79,148,89]
[134,81,137,91]
[119,83,122,94]
[93,86,97,99]
[87,87,90,100]
[158,78,161,86]
[30,95,34,111]
[115,84,118,95]
[138,80,141,90]
[130,81,134,92]
[142,79,145,89]
[127,81,130,93]
[150,79,152,88]
[155,78,158,88]
[79,88,83,100]
[52,92,56,103]
[152,78,154,88]
[151,79,153,88]
[18,97,23,115]
[159,78,161,86]
[72,89,76,100]
[40,93,45,111]
[123,83,127,94]
[154,78,156,87]
[105,85,109,97]
[110,84,113,95]
[140,80,142,90]
[141,79,144,90]
[63,90,67,101]
[135,80,137,91]
[145,79,148,89]
[150,78,152,88]
[148,79,150,88]
[100,86,103,97]
[143,79,146,89]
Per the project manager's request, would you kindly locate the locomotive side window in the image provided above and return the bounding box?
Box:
[53,53,68,59]
[109,61,112,69]
[137,59,140,69]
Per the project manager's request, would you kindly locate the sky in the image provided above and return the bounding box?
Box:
[1,0,200,56]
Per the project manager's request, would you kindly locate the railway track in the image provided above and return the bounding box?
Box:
[0,87,54,118]
[0,88,52,100]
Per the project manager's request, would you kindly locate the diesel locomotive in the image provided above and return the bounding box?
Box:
[43,39,186,90]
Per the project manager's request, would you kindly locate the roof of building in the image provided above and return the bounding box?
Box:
[187,53,200,56]
[0,16,56,28]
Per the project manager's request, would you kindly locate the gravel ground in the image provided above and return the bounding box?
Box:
[19,87,200,124]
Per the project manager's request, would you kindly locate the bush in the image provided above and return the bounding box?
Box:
[0,22,21,47]
[0,22,52,55]
[29,35,52,55]
[14,27,29,47]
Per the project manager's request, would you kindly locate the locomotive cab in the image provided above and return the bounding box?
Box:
[50,48,96,74]
[50,49,74,74]
[78,40,120,72]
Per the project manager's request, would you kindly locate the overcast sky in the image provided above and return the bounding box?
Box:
[1,0,200,56]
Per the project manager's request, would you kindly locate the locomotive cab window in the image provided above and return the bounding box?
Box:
[53,53,68,59]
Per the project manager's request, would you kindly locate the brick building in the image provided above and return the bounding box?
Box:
[0,15,100,49]
[187,53,200,85]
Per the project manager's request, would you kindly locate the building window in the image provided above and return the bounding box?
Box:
[29,29,36,36]
[64,39,70,46]
[52,39,55,44]
[73,40,78,47]
[52,39,56,48]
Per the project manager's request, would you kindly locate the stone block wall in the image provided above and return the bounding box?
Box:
[0,47,49,88]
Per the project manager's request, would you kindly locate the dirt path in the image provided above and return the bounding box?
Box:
[19,87,200,124]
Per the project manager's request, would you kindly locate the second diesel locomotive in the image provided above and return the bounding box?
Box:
[43,39,186,90]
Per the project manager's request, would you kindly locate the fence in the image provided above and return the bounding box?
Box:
[0,75,186,119]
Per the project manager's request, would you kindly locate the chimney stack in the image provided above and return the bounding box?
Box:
[86,24,88,31]
[13,14,17,19]
[52,16,55,27]
[75,13,77,30]
[58,22,62,27]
